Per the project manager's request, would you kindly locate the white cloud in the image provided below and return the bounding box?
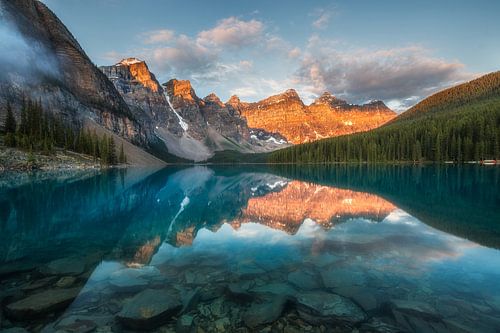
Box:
[294,40,473,109]
[312,9,333,29]
[150,34,217,75]
[288,47,301,59]
[238,60,253,70]
[197,17,264,48]
[140,29,175,44]
[230,87,258,98]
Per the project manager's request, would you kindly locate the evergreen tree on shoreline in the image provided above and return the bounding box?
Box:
[1,99,126,166]
[4,102,17,147]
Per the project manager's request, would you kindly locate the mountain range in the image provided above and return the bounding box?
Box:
[270,71,500,163]
[0,0,397,163]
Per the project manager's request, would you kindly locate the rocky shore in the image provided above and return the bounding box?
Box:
[0,146,102,172]
[2,247,499,333]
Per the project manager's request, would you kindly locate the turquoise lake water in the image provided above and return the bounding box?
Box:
[0,165,499,332]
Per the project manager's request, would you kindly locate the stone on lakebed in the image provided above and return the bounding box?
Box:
[5,288,80,320]
[117,289,182,330]
[296,291,367,325]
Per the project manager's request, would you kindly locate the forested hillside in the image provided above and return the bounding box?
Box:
[1,100,126,166]
[269,72,500,163]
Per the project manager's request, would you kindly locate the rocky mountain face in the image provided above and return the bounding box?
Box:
[159,79,288,161]
[0,0,151,145]
[98,62,288,161]
[99,59,184,140]
[0,0,395,163]
[238,90,397,144]
[0,0,169,164]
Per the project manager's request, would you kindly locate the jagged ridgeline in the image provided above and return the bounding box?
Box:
[269,72,500,163]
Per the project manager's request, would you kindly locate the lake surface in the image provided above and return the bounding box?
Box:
[0,165,499,333]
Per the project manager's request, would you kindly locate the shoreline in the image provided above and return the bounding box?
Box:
[0,146,126,172]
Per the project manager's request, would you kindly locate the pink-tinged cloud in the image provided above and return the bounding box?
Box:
[294,40,473,110]
[197,17,264,47]
[151,35,217,74]
[141,29,175,44]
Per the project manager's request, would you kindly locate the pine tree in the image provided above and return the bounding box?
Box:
[4,102,16,134]
[4,102,17,147]
[119,143,127,164]
[100,135,109,165]
[108,136,117,165]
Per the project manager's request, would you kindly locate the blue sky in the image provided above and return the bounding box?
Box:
[42,0,500,110]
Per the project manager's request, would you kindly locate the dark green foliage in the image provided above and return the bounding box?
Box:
[119,143,127,164]
[205,150,268,164]
[4,102,17,134]
[269,72,500,164]
[1,99,126,166]
[4,102,17,147]
[108,135,117,165]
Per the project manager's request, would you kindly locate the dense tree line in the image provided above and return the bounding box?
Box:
[269,97,500,163]
[1,99,126,165]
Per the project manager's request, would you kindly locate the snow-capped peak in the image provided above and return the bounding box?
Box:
[118,58,143,66]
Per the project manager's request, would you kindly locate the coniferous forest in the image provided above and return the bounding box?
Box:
[1,99,126,166]
[269,72,500,164]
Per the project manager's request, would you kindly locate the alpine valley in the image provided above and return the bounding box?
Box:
[1,1,500,333]
[0,0,397,165]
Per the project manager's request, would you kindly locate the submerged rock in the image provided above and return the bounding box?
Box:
[56,276,77,288]
[53,314,114,333]
[176,314,194,333]
[296,291,367,325]
[250,283,297,298]
[243,296,287,328]
[320,268,366,289]
[0,328,30,333]
[5,288,80,320]
[390,299,443,332]
[287,270,322,290]
[389,299,440,320]
[117,289,182,329]
[21,277,57,291]
[108,268,149,290]
[227,281,255,301]
[39,258,86,276]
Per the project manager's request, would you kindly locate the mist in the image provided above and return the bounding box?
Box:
[0,6,60,83]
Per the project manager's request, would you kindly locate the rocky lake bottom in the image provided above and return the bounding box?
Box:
[0,165,499,333]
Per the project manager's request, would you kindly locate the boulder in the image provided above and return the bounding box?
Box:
[287,270,322,290]
[0,328,30,333]
[296,291,367,325]
[56,276,77,288]
[21,277,57,291]
[320,268,366,289]
[389,299,442,332]
[243,296,287,328]
[176,315,194,333]
[108,268,149,291]
[5,288,80,320]
[39,258,86,276]
[250,283,297,298]
[117,289,182,330]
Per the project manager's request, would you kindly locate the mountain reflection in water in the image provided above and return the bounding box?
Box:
[0,165,499,333]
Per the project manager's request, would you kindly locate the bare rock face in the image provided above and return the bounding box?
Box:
[100,59,183,137]
[202,93,250,142]
[240,90,397,144]
[160,79,288,159]
[164,79,207,141]
[0,0,152,144]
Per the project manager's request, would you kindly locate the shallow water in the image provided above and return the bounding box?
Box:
[0,165,499,332]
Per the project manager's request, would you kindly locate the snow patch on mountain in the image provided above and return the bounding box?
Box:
[165,93,189,131]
